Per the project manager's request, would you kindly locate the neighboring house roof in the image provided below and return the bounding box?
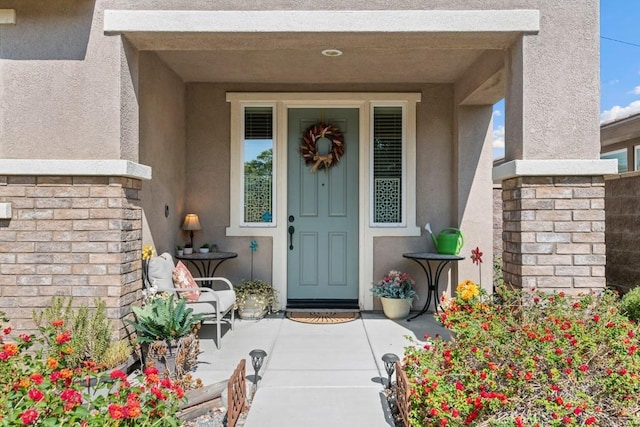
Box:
[601,112,640,149]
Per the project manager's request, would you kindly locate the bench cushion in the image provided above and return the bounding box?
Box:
[147,252,175,292]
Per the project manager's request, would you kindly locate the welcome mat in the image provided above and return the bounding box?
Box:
[286,311,360,324]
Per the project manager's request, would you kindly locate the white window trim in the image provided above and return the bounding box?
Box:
[226,93,421,310]
[239,103,277,227]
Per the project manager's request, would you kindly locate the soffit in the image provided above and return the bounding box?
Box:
[107,10,538,84]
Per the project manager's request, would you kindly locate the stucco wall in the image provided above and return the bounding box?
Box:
[605,173,640,293]
[138,51,186,255]
[0,0,124,160]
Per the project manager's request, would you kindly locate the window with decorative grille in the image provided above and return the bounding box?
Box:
[373,106,403,224]
[243,106,274,224]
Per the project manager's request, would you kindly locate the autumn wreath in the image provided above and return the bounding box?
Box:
[300,123,345,172]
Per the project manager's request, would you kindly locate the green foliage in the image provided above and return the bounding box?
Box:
[621,286,640,321]
[127,295,203,344]
[404,285,640,426]
[493,255,504,289]
[1,312,186,425]
[33,297,112,368]
[103,339,133,369]
[370,270,417,299]
[235,279,278,311]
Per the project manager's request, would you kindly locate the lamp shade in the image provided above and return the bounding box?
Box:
[182,214,201,231]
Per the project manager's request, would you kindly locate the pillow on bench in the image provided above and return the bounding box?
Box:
[172,261,201,302]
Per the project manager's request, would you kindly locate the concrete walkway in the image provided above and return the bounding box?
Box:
[194,311,449,427]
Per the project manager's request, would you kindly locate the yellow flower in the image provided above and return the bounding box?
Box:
[142,245,156,261]
[456,280,480,302]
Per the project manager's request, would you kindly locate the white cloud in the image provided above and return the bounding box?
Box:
[600,100,640,123]
[493,125,505,149]
[634,86,640,95]
[492,109,502,118]
[608,79,620,85]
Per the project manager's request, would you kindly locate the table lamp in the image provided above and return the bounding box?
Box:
[182,213,201,249]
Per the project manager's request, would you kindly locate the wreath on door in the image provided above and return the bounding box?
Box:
[300,123,345,172]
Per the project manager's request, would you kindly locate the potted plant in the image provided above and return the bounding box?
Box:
[183,243,193,254]
[127,295,203,379]
[199,243,211,253]
[371,270,417,319]
[235,279,278,320]
[176,244,184,256]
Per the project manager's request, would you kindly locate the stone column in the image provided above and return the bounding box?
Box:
[0,161,150,338]
[500,174,607,293]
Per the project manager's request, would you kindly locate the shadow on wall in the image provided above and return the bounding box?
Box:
[0,0,95,60]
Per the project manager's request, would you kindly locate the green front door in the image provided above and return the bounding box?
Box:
[287,108,359,301]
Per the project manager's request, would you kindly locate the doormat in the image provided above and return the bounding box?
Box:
[286,311,360,324]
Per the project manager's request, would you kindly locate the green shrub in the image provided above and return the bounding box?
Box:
[621,286,640,321]
[33,297,112,368]
[127,295,203,344]
[404,283,640,426]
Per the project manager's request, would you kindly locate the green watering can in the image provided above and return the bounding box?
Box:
[425,223,464,255]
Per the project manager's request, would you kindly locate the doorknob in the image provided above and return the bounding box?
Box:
[288,225,295,250]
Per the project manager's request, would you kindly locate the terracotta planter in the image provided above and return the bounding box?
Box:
[380,297,413,320]
[238,294,268,320]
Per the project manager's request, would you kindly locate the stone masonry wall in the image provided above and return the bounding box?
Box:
[493,185,503,256]
[605,172,640,293]
[0,176,142,338]
[502,176,606,293]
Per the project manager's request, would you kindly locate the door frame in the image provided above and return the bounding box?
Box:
[226,93,422,310]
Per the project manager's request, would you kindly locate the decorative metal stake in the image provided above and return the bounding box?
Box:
[249,349,267,387]
[381,353,400,389]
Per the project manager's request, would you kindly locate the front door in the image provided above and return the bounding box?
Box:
[287,108,359,302]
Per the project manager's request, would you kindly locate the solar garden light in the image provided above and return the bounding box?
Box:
[249,349,267,387]
[381,353,400,389]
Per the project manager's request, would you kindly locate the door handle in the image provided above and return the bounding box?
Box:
[288,225,295,250]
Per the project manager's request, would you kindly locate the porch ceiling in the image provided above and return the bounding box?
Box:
[107,9,539,84]
[128,32,513,84]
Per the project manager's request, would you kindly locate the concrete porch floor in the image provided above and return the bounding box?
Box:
[193,311,450,427]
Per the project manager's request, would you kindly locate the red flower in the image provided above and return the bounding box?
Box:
[579,365,588,372]
[19,334,31,342]
[514,416,524,427]
[29,373,43,385]
[3,326,12,335]
[592,314,600,323]
[574,407,583,415]
[110,369,127,381]
[108,404,125,420]
[28,389,44,402]
[455,381,464,391]
[585,417,597,425]
[471,247,483,265]
[20,409,38,424]
[52,319,64,328]
[55,330,71,345]
[430,408,439,417]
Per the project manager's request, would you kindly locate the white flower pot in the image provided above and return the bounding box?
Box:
[238,294,268,320]
[183,247,193,255]
[380,297,413,320]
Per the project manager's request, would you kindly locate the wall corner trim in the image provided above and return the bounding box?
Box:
[493,159,618,182]
[0,160,152,180]
[0,9,16,24]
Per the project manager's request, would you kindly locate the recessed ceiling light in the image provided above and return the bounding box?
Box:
[321,49,343,57]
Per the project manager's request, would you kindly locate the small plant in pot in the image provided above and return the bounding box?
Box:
[235,279,278,320]
[127,294,203,380]
[199,243,211,253]
[371,270,417,319]
[183,243,193,255]
[176,244,184,256]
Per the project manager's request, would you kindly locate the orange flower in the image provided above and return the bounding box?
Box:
[46,357,59,370]
[2,342,18,357]
[52,319,64,328]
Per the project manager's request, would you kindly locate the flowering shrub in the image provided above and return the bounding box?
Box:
[404,283,640,426]
[371,270,417,299]
[0,312,185,426]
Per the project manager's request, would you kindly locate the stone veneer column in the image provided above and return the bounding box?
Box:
[0,175,143,338]
[502,176,606,293]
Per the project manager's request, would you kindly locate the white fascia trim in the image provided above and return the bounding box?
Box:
[0,9,16,25]
[0,160,152,180]
[493,159,618,182]
[104,10,539,34]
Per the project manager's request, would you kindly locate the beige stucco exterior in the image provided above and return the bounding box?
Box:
[0,0,612,332]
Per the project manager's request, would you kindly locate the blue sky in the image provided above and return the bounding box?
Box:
[493,2,640,159]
